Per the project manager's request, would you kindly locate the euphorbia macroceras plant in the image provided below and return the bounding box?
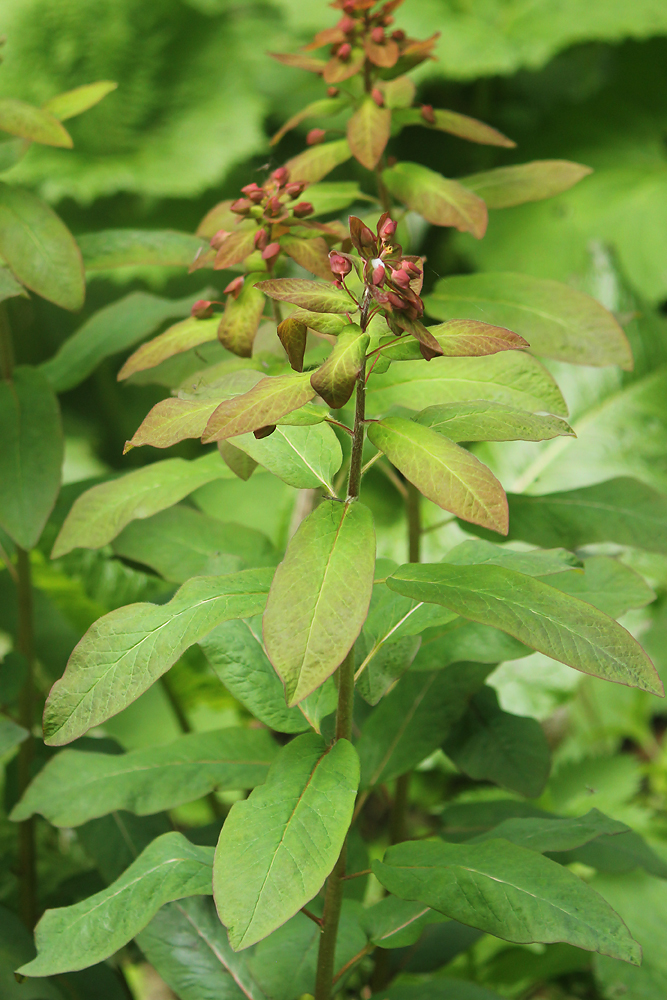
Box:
[10,1,667,999]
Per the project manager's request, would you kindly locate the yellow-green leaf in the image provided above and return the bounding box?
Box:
[0,98,72,147]
[285,138,352,184]
[310,324,368,408]
[462,160,592,209]
[203,373,316,442]
[42,81,118,121]
[347,96,391,170]
[383,161,487,238]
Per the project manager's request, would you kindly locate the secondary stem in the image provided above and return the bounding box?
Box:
[16,546,37,929]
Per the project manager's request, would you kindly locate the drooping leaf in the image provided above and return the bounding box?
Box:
[381,319,528,360]
[43,568,273,746]
[387,562,663,695]
[290,309,350,336]
[366,352,567,416]
[368,416,508,534]
[0,714,28,757]
[270,96,347,145]
[79,229,207,271]
[42,290,201,392]
[461,160,592,209]
[0,366,63,550]
[257,277,353,314]
[442,686,551,797]
[473,810,629,854]
[17,833,214,977]
[218,439,259,481]
[539,556,655,619]
[355,663,493,789]
[277,316,307,372]
[347,96,391,170]
[416,400,574,442]
[263,500,375,705]
[112,506,276,583]
[218,279,266,358]
[213,733,359,950]
[383,162,487,238]
[42,80,118,121]
[310,324,368,408]
[203,372,316,442]
[12,728,277,826]
[0,182,84,310]
[51,450,232,557]
[0,97,72,146]
[282,235,334,280]
[231,423,342,491]
[373,839,640,963]
[285,138,352,183]
[200,618,310,734]
[425,273,632,369]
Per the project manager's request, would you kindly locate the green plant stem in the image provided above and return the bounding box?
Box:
[16,546,37,929]
[406,480,421,563]
[346,366,366,502]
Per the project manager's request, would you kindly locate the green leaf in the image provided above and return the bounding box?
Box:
[355,633,421,706]
[394,107,515,148]
[0,137,29,175]
[17,832,214,977]
[117,314,219,381]
[0,97,72,146]
[79,229,207,271]
[263,500,375,705]
[442,686,551,797]
[0,714,28,757]
[213,733,359,950]
[368,416,508,535]
[12,727,277,826]
[277,315,307,372]
[0,182,84,310]
[200,618,310,734]
[425,273,632,370]
[257,278,353,314]
[270,96,347,145]
[0,366,63,549]
[43,567,273,745]
[78,811,171,885]
[440,800,553,843]
[231,423,342,491]
[499,478,667,555]
[387,562,663,695]
[347,96,391,170]
[52,450,232,557]
[416,400,574,442]
[282,235,334,281]
[42,290,201,392]
[285,138,352,183]
[473,810,629,854]
[381,319,529,360]
[412,620,530,672]
[377,980,523,999]
[311,324,368,408]
[42,81,118,121]
[373,838,641,963]
[362,896,447,950]
[539,556,655,618]
[568,831,667,879]
[218,439,259,481]
[382,162,487,238]
[0,268,27,303]
[462,160,592,209]
[218,279,265,358]
[0,904,62,1000]
[112,506,276,583]
[443,538,581,576]
[291,309,349,336]
[125,397,220,451]
[366,352,567,416]
[212,227,257,270]
[203,372,316,442]
[304,181,367,215]
[378,76,416,109]
[355,663,493,789]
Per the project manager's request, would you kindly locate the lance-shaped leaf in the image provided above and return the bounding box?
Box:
[366,352,567,416]
[218,280,265,358]
[12,728,278,827]
[472,810,629,854]
[323,49,366,84]
[383,162,487,238]
[381,319,528,360]
[356,663,493,790]
[269,51,327,74]
[379,75,416,109]
[231,423,342,491]
[213,228,257,270]
[362,896,448,950]
[0,98,72,147]
[368,417,508,535]
[310,325,368,408]
[257,278,353,314]
[79,229,207,272]
[277,316,307,372]
[0,715,28,758]
[399,106,515,147]
[214,733,359,950]
[125,397,220,451]
[540,556,654,619]
[462,160,592,209]
[425,273,632,370]
[416,400,574,443]
[203,373,316,442]
[263,500,375,705]
[270,96,346,145]
[17,833,214,977]
[291,309,350,335]
[43,568,273,746]
[498,478,667,555]
[387,562,663,695]
[201,618,309,735]
[285,138,352,183]
[442,686,551,798]
[347,96,391,170]
[373,839,640,963]
[219,439,259,481]
[0,367,63,550]
[42,80,118,121]
[305,181,367,215]
[0,182,84,310]
[52,451,231,557]
[443,538,580,576]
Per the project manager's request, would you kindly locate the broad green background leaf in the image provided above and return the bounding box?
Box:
[263,500,375,705]
[461,160,592,208]
[78,229,207,270]
[374,838,640,963]
[0,97,72,146]
[362,896,448,951]
[0,267,27,303]
[473,810,629,853]
[412,620,530,672]
[425,273,632,369]
[304,181,367,215]
[375,981,503,1000]
[18,832,214,977]
[43,567,273,745]
[540,556,654,618]
[0,182,83,309]
[231,423,342,491]
[0,366,63,549]
[444,539,580,577]
[52,450,232,557]
[42,80,118,121]
[214,733,359,950]
[11,727,278,826]
[389,562,662,695]
[0,903,63,1000]
[383,161,487,238]
[0,714,28,757]
[416,400,574,443]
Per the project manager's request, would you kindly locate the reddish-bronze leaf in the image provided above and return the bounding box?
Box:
[282,236,334,280]
[268,52,327,75]
[364,38,400,68]
[347,97,392,171]
[125,398,219,452]
[117,316,219,381]
[257,278,353,313]
[214,228,257,270]
[277,317,308,372]
[383,161,487,238]
[381,320,529,360]
[303,28,345,51]
[202,373,316,442]
[323,49,365,84]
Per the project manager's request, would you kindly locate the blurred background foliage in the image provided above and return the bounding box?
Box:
[2,2,667,998]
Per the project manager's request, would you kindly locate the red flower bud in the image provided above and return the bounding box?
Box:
[224,276,245,298]
[241,182,264,203]
[285,181,307,199]
[191,299,214,319]
[401,259,422,277]
[307,128,326,146]
[349,215,377,257]
[337,42,352,60]
[209,229,230,250]
[329,250,352,277]
[387,291,407,310]
[343,0,356,12]
[272,166,289,185]
[261,242,281,262]
[421,104,436,125]
[391,29,406,42]
[292,201,314,218]
[383,15,394,26]
[339,16,355,32]
[327,86,340,97]
[371,260,386,286]
[230,198,252,215]
[371,88,384,107]
[391,267,411,289]
[378,215,397,240]
[253,228,269,251]
[371,27,385,43]
[264,195,283,217]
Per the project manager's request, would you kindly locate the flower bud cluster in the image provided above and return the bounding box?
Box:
[315,0,437,74]
[226,167,312,226]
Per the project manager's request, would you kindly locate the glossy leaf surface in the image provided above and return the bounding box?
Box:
[416,400,574,442]
[383,162,487,238]
[310,324,368,408]
[203,373,315,442]
[462,160,592,208]
[257,278,353,313]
